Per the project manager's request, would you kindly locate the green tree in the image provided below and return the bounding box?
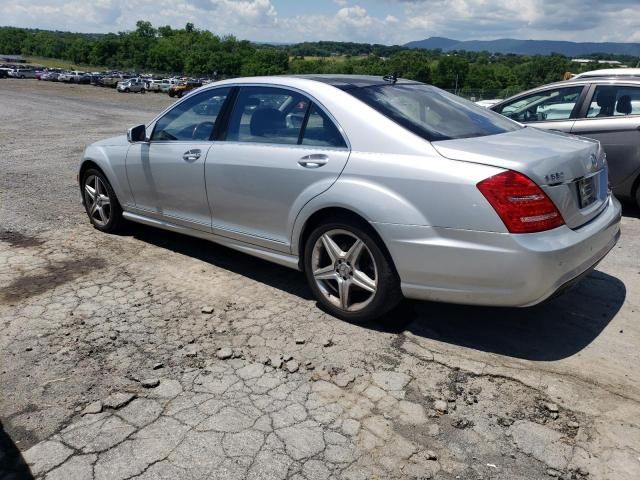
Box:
[387,50,432,83]
[432,55,469,90]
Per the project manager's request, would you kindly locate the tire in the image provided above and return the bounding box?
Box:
[303,218,402,323]
[635,183,640,210]
[140,89,145,94]
[125,88,130,93]
[81,168,124,233]
[169,91,175,98]
[177,91,183,98]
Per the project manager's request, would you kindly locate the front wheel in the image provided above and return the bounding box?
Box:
[304,219,402,323]
[81,169,124,233]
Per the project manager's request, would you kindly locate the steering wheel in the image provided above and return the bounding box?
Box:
[192,121,215,140]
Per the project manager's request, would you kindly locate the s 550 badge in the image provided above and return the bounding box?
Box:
[544,171,565,184]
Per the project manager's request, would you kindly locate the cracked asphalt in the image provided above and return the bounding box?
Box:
[1,79,640,480]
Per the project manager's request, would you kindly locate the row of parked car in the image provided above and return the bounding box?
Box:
[0,65,213,98]
[115,77,204,98]
[33,68,212,97]
[0,66,37,78]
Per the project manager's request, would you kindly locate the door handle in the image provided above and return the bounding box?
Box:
[298,154,328,168]
[182,149,201,162]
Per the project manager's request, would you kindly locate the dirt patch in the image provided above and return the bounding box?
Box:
[0,230,44,248]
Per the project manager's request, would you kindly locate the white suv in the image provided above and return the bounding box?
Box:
[8,68,36,79]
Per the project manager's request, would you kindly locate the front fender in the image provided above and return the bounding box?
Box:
[80,140,133,207]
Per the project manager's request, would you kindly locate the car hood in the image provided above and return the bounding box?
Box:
[432,126,600,187]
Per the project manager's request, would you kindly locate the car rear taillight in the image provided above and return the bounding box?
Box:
[477,171,564,234]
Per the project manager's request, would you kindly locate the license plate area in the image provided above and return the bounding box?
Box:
[576,173,600,209]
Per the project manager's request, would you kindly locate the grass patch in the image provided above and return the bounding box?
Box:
[24,56,106,71]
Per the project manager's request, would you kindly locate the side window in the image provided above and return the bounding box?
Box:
[302,104,347,148]
[226,86,309,145]
[497,86,583,122]
[586,86,640,118]
[151,87,231,141]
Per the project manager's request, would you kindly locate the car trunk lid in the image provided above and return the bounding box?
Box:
[432,127,609,230]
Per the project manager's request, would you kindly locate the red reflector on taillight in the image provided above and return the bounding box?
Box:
[477,171,565,234]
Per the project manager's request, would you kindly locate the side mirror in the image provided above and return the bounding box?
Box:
[127,124,147,143]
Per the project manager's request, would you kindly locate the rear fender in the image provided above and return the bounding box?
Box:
[290,178,429,255]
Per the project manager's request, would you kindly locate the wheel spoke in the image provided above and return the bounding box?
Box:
[90,202,99,216]
[313,264,338,281]
[311,228,378,313]
[345,239,364,264]
[94,176,101,195]
[97,206,107,223]
[321,234,344,262]
[99,194,110,206]
[352,269,376,293]
[338,278,351,310]
[84,183,96,201]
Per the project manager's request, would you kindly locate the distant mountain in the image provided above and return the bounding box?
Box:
[405,37,640,56]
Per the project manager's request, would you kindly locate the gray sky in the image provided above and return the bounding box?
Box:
[1,0,639,44]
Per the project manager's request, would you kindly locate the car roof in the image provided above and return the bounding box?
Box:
[503,76,640,94]
[207,74,422,92]
[286,74,421,90]
[565,76,640,84]
[573,68,640,79]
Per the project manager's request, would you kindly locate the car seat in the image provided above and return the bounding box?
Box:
[616,95,632,115]
[596,90,616,117]
[250,108,286,137]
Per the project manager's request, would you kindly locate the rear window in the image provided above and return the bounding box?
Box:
[349,84,520,141]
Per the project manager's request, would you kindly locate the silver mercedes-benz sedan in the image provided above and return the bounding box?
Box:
[79,75,621,322]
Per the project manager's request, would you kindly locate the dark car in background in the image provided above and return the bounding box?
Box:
[491,77,640,207]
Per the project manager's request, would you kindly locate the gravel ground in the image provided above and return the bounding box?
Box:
[1,79,640,480]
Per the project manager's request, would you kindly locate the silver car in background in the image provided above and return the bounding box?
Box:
[491,76,640,207]
[117,78,146,93]
[79,75,621,322]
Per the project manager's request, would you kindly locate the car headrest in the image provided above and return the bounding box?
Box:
[596,90,615,108]
[250,108,285,137]
[616,95,632,115]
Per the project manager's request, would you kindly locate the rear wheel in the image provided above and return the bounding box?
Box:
[125,88,130,93]
[304,219,402,323]
[81,169,124,233]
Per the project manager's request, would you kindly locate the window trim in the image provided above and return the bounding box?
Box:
[147,86,234,143]
[217,84,350,150]
[495,85,588,124]
[578,83,640,120]
[297,102,313,145]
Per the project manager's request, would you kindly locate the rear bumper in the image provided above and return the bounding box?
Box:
[375,195,622,307]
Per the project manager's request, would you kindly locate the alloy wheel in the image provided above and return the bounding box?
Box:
[83,174,111,227]
[311,229,378,312]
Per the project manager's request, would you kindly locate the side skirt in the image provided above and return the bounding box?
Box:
[122,211,301,271]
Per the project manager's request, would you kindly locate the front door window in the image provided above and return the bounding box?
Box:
[151,87,231,141]
[496,86,584,123]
